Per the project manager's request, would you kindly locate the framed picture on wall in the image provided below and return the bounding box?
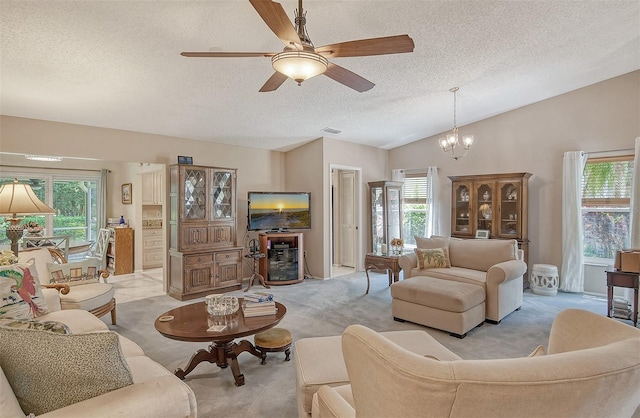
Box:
[122,183,132,204]
[475,229,490,239]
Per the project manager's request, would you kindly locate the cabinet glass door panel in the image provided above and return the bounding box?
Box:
[371,187,384,251]
[475,182,493,235]
[386,188,401,242]
[183,169,207,220]
[211,171,233,219]
[454,184,472,235]
[498,181,520,237]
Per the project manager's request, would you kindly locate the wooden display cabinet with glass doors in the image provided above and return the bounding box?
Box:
[449,173,531,286]
[368,181,403,254]
[168,164,243,300]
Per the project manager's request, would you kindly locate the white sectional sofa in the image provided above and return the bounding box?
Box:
[1,248,197,417]
[312,309,640,418]
[398,236,527,323]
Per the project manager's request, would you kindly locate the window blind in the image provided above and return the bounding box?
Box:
[403,172,429,204]
[582,155,633,206]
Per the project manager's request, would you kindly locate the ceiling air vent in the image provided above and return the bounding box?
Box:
[321,127,342,135]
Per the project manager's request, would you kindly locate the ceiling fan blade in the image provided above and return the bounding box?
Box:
[324,62,374,92]
[181,52,275,58]
[316,34,414,58]
[259,72,289,92]
[249,0,302,50]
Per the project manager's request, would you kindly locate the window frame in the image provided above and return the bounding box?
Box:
[401,170,431,249]
[0,167,103,247]
[581,154,633,265]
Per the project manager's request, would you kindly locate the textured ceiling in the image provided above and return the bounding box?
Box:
[1,1,639,151]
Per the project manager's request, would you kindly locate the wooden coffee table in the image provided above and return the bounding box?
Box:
[154,299,286,386]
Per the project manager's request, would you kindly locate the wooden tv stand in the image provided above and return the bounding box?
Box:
[258,232,304,285]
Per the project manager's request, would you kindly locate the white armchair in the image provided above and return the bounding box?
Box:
[18,247,117,324]
[315,310,640,418]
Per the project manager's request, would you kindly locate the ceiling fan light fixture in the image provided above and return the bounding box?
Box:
[272,51,328,85]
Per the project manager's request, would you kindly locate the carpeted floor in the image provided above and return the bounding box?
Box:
[107,271,633,418]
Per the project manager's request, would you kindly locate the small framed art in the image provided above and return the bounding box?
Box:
[121,183,132,204]
[475,229,490,239]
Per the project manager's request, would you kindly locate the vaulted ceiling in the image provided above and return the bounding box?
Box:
[1,1,638,151]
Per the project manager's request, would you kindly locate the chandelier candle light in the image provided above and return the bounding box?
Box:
[0,179,55,256]
[439,87,474,160]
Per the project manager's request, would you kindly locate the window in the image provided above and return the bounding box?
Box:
[402,171,432,248]
[581,155,633,261]
[0,171,102,249]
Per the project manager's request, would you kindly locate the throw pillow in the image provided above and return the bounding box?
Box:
[47,259,102,287]
[0,327,133,415]
[0,262,49,319]
[0,318,70,334]
[415,247,451,269]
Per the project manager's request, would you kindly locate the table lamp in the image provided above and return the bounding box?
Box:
[0,179,55,256]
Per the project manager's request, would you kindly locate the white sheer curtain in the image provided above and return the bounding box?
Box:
[426,166,440,237]
[99,169,108,230]
[559,151,587,292]
[629,137,640,248]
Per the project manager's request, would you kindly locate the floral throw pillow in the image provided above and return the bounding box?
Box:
[0,318,70,334]
[0,262,50,319]
[415,247,451,269]
[47,259,102,287]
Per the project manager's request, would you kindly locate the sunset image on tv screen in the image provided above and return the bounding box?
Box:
[249,193,310,230]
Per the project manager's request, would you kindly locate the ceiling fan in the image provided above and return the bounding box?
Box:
[181,0,415,92]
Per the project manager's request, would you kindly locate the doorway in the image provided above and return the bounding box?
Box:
[330,165,362,278]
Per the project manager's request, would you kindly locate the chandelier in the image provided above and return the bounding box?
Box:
[439,87,474,160]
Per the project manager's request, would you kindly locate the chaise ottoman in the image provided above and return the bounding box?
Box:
[294,329,461,418]
[391,276,485,338]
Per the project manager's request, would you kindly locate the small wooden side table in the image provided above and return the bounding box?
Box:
[364,253,402,294]
[605,267,639,327]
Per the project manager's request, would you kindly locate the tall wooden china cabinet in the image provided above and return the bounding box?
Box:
[449,173,531,281]
[168,165,243,300]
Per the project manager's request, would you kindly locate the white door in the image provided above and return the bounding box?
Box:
[339,171,356,267]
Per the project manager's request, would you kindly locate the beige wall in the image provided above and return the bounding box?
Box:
[1,116,286,275]
[322,137,389,278]
[2,70,638,291]
[389,70,640,292]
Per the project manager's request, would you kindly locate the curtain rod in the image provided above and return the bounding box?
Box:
[586,148,634,156]
[562,148,634,157]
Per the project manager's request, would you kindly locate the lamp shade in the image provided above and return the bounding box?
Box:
[0,179,55,217]
[272,51,328,84]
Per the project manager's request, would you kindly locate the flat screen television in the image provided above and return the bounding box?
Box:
[248,191,311,231]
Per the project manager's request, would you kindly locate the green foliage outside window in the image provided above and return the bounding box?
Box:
[0,177,98,246]
[581,159,633,259]
[403,204,426,246]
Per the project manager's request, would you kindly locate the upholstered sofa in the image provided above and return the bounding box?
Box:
[398,236,526,323]
[312,309,640,418]
[0,251,197,417]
